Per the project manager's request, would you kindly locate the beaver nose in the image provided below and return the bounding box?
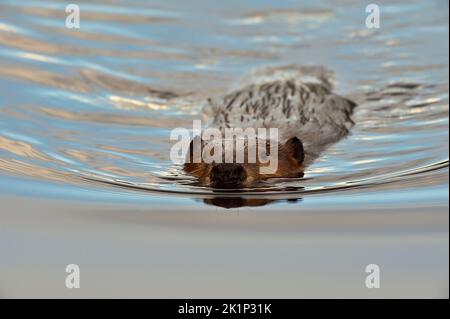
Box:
[210,163,247,185]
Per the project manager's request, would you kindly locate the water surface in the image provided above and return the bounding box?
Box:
[0,0,448,208]
[0,0,448,299]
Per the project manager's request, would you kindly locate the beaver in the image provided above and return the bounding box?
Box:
[184,65,356,188]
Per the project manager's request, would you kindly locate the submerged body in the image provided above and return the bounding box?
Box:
[184,66,356,188]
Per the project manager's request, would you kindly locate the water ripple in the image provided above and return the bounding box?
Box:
[0,0,448,207]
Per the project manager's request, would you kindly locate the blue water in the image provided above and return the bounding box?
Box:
[0,0,448,208]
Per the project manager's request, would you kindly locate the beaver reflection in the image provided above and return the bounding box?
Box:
[203,197,301,208]
[202,185,303,208]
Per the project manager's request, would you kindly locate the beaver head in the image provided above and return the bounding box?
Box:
[184,136,305,188]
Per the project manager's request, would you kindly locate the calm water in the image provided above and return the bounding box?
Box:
[0,0,448,208]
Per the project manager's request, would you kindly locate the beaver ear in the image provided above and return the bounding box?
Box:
[284,137,305,165]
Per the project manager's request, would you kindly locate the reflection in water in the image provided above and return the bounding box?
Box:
[0,0,447,207]
[203,185,304,208]
[204,197,276,208]
[203,195,302,208]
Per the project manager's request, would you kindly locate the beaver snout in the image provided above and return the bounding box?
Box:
[210,163,247,187]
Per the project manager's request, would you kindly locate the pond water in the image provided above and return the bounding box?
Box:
[0,0,448,208]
